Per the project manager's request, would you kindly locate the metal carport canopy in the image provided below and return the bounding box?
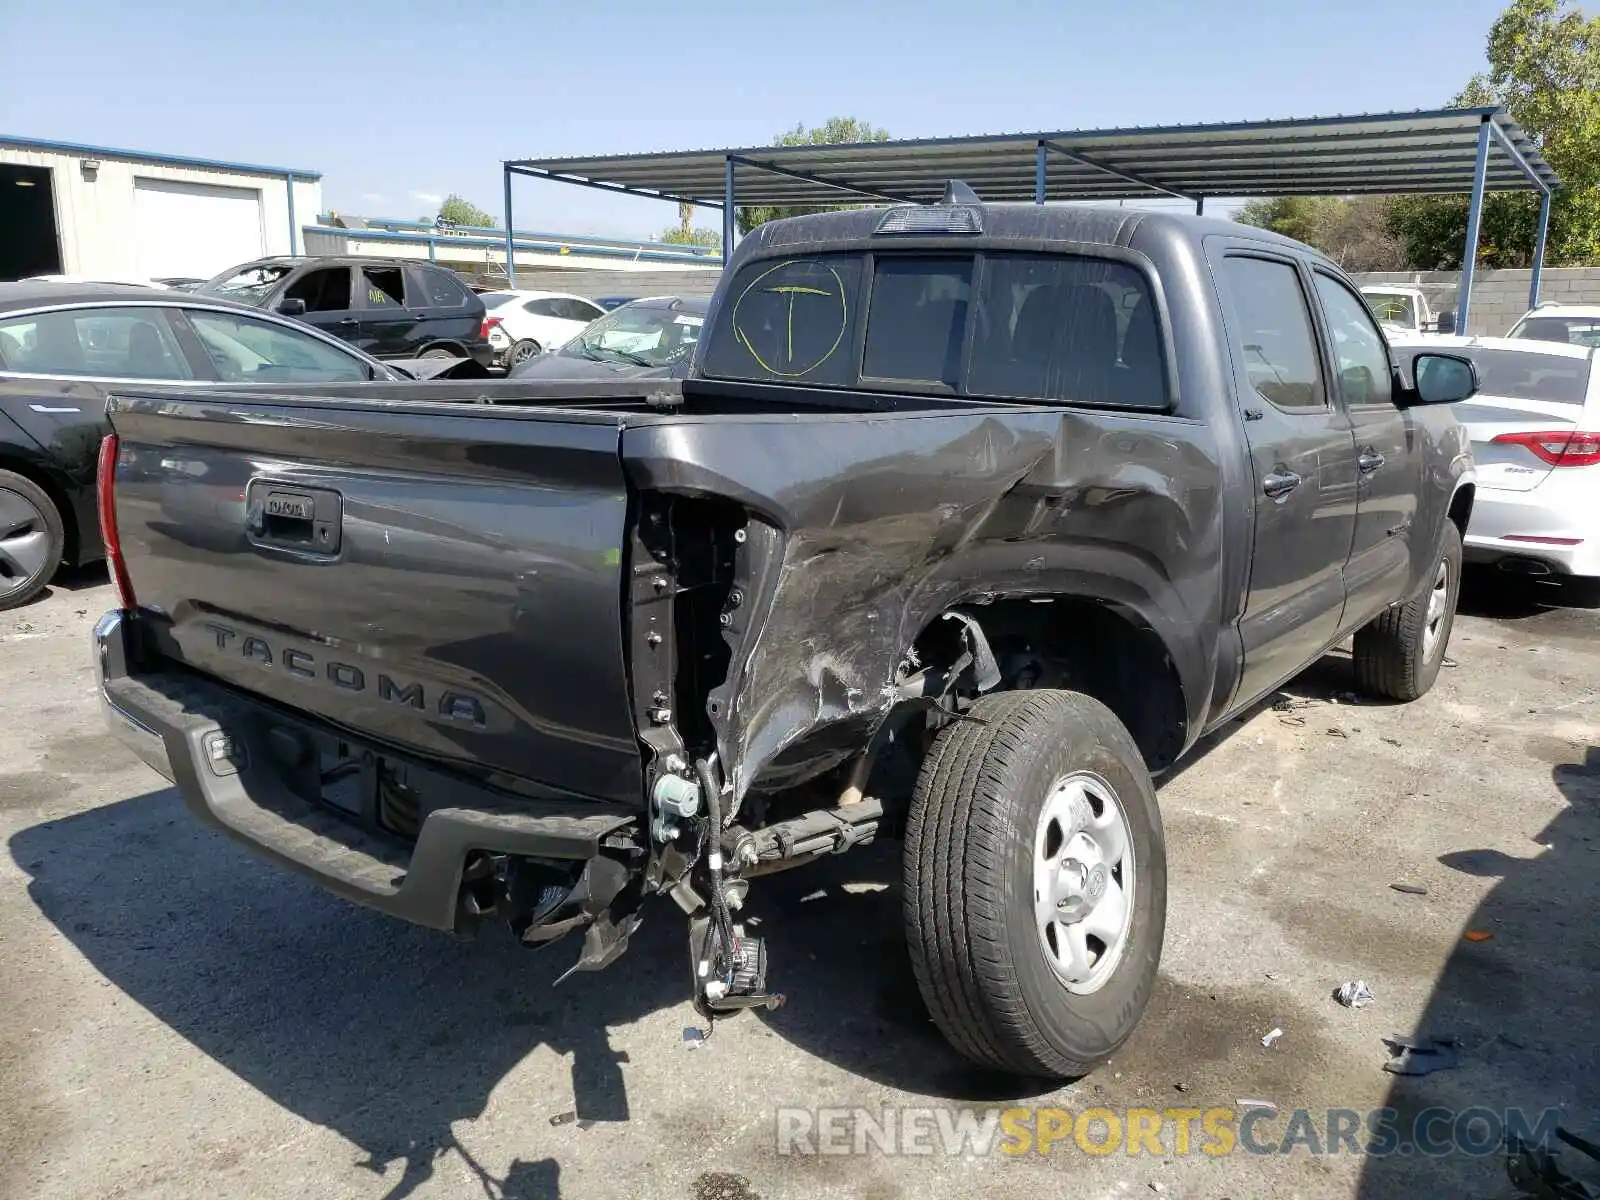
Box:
[504,107,1561,325]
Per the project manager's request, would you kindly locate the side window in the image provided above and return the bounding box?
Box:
[570,299,605,322]
[522,298,561,318]
[1313,274,1394,408]
[283,267,352,313]
[1219,257,1326,411]
[418,267,471,307]
[185,310,371,383]
[0,308,191,379]
[362,267,406,308]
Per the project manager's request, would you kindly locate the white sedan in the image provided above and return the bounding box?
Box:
[1395,334,1600,585]
[478,290,607,367]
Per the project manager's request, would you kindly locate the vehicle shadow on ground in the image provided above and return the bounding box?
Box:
[1352,746,1600,1200]
[8,788,1048,1199]
[8,562,110,612]
[1457,565,1600,620]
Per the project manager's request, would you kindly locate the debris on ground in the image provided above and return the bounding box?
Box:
[1466,929,1495,942]
[1261,1027,1284,1048]
[1149,1182,1166,1194]
[1382,1034,1459,1076]
[1390,883,1429,896]
[1237,1099,1278,1113]
[549,1110,578,1127]
[1382,736,1403,747]
[1334,980,1375,1009]
[1173,1082,1189,1093]
[1327,727,1349,739]
[683,1027,707,1049]
[1264,971,1280,980]
[1443,656,1459,668]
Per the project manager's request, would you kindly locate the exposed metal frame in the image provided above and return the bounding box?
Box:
[504,109,1560,315]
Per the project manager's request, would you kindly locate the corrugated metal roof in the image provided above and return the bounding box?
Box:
[0,135,321,180]
[508,108,1558,207]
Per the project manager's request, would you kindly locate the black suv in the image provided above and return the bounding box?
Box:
[199,256,493,365]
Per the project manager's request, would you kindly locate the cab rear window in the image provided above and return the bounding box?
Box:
[700,250,1169,410]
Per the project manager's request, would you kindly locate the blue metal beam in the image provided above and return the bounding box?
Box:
[1035,143,1047,205]
[1039,141,1191,201]
[1457,118,1493,333]
[503,164,516,287]
[1485,118,1552,195]
[506,164,722,212]
[723,158,736,265]
[1530,188,1552,309]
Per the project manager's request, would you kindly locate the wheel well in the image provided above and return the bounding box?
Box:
[915,598,1188,772]
[1448,484,1474,538]
[420,341,467,357]
[0,454,79,563]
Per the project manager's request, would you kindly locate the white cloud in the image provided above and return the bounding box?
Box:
[411,190,443,208]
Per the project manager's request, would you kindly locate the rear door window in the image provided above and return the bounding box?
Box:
[361,266,406,308]
[0,307,192,379]
[417,267,472,308]
[1218,256,1327,412]
[283,266,352,313]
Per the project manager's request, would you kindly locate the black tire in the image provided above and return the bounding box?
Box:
[904,689,1166,1079]
[0,468,65,612]
[1353,521,1462,702]
[420,346,461,360]
[509,339,541,366]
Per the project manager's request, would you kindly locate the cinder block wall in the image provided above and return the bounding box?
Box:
[1353,267,1600,336]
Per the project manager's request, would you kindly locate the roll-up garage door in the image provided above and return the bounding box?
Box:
[133,178,265,280]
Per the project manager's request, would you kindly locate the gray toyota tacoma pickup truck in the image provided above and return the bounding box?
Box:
[93,188,1480,1080]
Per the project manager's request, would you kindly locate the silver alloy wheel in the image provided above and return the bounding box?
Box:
[511,340,540,364]
[0,486,52,600]
[1422,558,1450,662]
[1032,770,1136,995]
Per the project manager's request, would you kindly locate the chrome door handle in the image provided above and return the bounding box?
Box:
[1262,469,1302,499]
[1358,448,1386,474]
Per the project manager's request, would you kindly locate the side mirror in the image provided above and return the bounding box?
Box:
[1435,309,1456,335]
[1411,352,1478,405]
[277,298,307,317]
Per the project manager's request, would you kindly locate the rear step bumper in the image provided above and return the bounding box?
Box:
[93,610,636,931]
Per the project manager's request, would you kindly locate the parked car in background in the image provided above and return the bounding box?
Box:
[478,290,608,367]
[199,256,493,366]
[1506,302,1600,348]
[0,281,444,610]
[509,296,707,380]
[153,277,207,292]
[596,295,637,310]
[1396,333,1599,585]
[1360,284,1452,336]
[25,273,169,289]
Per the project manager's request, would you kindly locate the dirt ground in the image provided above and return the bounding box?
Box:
[2,567,1596,1200]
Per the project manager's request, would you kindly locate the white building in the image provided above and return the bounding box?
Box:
[0,135,321,283]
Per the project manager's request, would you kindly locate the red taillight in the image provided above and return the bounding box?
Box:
[96,434,136,610]
[480,316,503,340]
[1491,429,1600,467]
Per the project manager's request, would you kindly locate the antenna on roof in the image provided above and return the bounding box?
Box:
[942,180,981,205]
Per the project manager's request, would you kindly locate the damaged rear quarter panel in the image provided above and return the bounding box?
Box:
[621,405,1224,803]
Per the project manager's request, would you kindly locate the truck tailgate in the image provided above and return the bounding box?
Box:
[108,392,642,804]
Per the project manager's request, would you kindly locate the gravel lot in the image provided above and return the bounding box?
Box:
[2,569,1596,1200]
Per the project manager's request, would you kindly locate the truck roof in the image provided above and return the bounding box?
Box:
[742,201,1325,263]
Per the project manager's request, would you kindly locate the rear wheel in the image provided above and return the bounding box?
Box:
[509,339,541,366]
[420,346,461,360]
[1354,521,1462,701]
[0,469,64,611]
[904,689,1166,1079]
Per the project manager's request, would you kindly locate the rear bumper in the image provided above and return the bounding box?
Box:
[1464,486,1599,578]
[92,611,636,931]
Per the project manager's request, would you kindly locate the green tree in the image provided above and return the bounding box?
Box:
[1388,0,1600,268]
[436,194,497,228]
[661,225,720,248]
[1235,196,1407,269]
[1235,197,1337,245]
[735,117,891,235]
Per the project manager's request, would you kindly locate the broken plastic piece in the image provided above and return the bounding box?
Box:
[1466,929,1495,942]
[682,1027,706,1050]
[1335,980,1375,1009]
[1237,1099,1278,1113]
[1261,1027,1284,1048]
[549,1110,578,1127]
[1391,883,1429,896]
[1382,1034,1459,1076]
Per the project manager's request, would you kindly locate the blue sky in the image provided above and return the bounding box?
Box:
[2,0,1509,240]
